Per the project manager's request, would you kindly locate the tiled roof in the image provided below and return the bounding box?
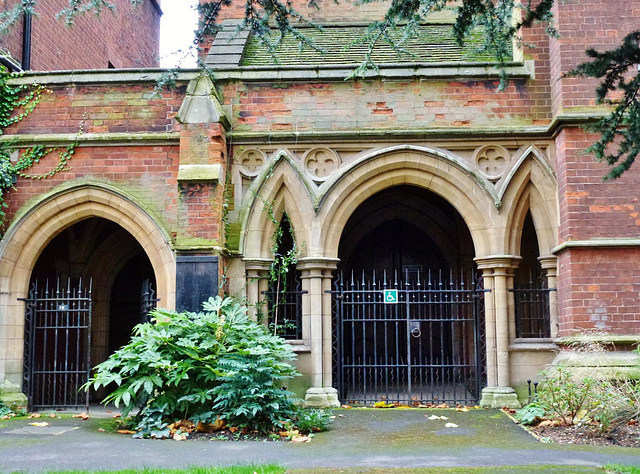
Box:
[239,24,499,67]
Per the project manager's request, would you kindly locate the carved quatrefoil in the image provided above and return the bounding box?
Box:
[237,148,266,177]
[303,148,340,182]
[474,145,510,181]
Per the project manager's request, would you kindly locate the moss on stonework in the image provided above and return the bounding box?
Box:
[285,374,311,401]
[242,24,499,66]
[225,221,242,252]
[174,237,220,250]
[5,179,174,244]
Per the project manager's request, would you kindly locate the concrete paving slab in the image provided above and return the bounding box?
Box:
[0,409,639,473]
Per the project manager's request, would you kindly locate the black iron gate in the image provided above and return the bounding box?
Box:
[331,270,488,405]
[21,279,92,411]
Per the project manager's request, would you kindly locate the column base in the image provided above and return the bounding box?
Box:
[479,386,521,409]
[303,387,340,408]
[0,380,27,409]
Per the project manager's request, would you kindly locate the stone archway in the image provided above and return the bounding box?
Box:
[0,185,175,403]
[332,184,484,405]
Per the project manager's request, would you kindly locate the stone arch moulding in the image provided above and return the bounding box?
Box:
[499,146,558,257]
[240,150,316,259]
[314,145,497,259]
[0,183,176,350]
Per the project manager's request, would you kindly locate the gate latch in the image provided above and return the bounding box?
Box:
[409,320,421,338]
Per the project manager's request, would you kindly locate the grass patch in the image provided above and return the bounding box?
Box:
[18,466,285,474]
[606,465,640,474]
[288,468,604,473]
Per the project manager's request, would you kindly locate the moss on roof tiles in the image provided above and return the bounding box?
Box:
[240,24,501,66]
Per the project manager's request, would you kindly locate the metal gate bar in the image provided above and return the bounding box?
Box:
[21,278,92,411]
[331,269,487,405]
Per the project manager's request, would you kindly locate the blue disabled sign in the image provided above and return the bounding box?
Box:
[383,289,398,304]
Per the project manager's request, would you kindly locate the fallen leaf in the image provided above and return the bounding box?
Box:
[341,405,352,409]
[629,419,638,426]
[48,413,56,418]
[1,416,10,420]
[112,414,121,419]
[538,420,554,427]
[338,414,345,418]
[229,426,238,433]
[97,428,105,432]
[211,417,226,431]
[173,432,188,441]
[72,413,89,420]
[373,401,394,408]
[173,419,195,433]
[29,422,49,427]
[117,429,137,434]
[455,407,469,412]
[196,418,225,433]
[290,435,309,443]
[27,413,41,419]
[436,403,449,409]
[445,423,459,428]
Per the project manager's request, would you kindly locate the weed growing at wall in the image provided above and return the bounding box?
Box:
[517,339,640,434]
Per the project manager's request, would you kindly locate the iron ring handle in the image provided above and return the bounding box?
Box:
[411,327,421,338]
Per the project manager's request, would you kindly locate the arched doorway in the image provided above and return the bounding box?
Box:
[333,185,485,405]
[24,217,157,409]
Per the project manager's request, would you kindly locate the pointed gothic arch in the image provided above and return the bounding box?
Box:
[242,152,315,259]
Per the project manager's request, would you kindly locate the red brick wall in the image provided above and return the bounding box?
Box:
[4,83,183,136]
[0,0,160,70]
[3,145,179,232]
[550,0,640,115]
[212,0,407,23]
[2,80,223,248]
[222,78,551,133]
[557,248,640,336]
[555,126,640,336]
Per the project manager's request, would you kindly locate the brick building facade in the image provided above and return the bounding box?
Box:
[0,0,161,70]
[1,0,639,409]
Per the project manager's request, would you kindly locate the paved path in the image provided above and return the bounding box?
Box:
[1,409,639,473]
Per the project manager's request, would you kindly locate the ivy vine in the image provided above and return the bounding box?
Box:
[0,68,81,236]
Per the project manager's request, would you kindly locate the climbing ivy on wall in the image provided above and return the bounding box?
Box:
[0,68,80,237]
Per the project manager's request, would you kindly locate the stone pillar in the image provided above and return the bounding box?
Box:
[243,258,271,322]
[174,75,230,308]
[475,255,521,409]
[297,257,340,408]
[539,255,558,339]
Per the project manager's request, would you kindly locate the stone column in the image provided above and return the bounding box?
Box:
[243,258,271,322]
[297,257,340,408]
[539,255,558,339]
[475,255,521,408]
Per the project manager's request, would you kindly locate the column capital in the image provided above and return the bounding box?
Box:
[243,257,272,272]
[538,255,558,271]
[296,257,340,273]
[474,255,522,270]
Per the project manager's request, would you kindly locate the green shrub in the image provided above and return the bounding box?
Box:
[536,367,626,431]
[294,408,333,434]
[536,368,595,425]
[86,296,300,436]
[515,402,545,426]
